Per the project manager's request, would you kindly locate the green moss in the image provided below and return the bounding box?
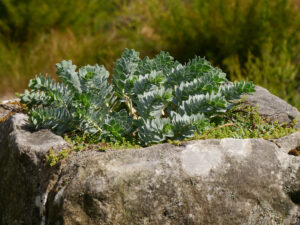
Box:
[63,134,141,152]
[190,104,299,141]
[45,133,141,166]
[168,139,182,146]
[45,148,71,167]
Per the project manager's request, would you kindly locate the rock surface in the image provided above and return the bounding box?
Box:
[45,136,300,225]
[245,86,300,128]
[0,114,68,225]
[0,88,299,225]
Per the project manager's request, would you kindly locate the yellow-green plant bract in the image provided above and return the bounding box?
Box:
[20,49,255,146]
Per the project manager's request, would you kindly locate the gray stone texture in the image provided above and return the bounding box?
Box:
[0,114,69,225]
[244,86,300,128]
[46,137,300,225]
[0,87,299,225]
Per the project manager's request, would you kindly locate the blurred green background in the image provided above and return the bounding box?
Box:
[0,0,299,108]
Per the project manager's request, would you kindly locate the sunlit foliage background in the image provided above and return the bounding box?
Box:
[0,0,299,108]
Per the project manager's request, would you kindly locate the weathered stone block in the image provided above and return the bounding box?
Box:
[0,87,299,225]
